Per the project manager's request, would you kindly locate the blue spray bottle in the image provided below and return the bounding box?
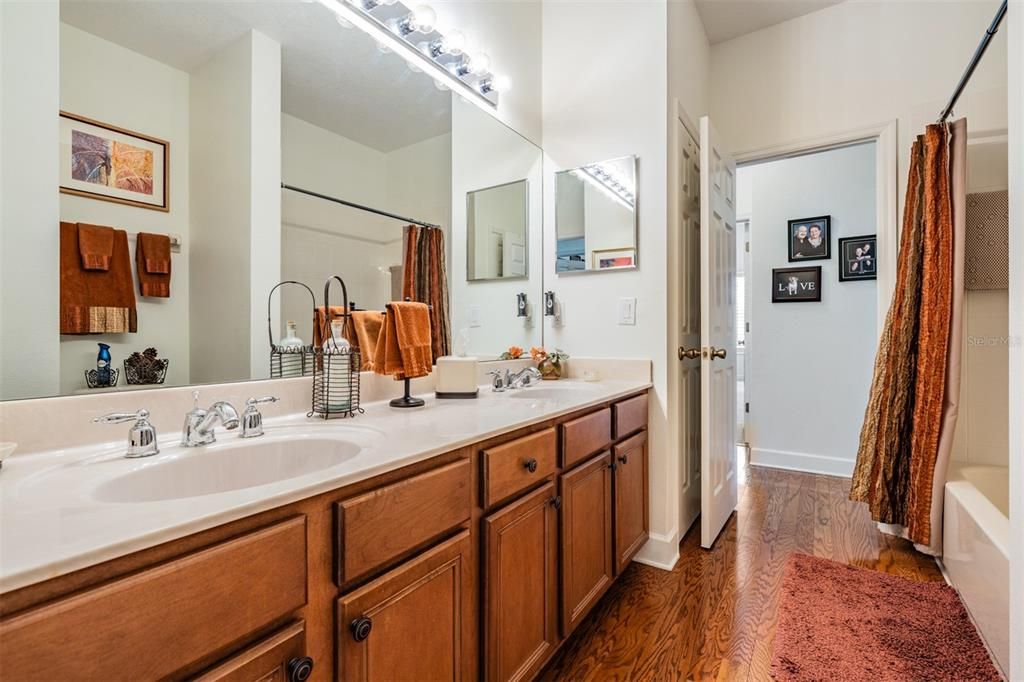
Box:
[97,343,112,386]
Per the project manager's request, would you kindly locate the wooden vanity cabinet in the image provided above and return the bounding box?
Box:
[558,451,614,637]
[613,431,649,574]
[483,482,559,682]
[336,531,473,682]
[194,620,311,682]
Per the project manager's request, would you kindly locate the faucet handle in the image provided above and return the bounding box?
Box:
[94,409,159,458]
[241,396,278,439]
[487,370,506,393]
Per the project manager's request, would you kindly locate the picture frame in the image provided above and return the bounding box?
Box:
[59,111,169,212]
[838,234,877,281]
[787,215,830,262]
[772,266,822,303]
[592,247,636,270]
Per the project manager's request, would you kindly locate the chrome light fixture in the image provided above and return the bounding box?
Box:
[317,0,508,109]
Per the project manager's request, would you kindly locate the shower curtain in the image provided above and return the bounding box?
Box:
[850,119,966,555]
[401,224,451,362]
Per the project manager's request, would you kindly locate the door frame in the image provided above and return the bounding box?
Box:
[732,120,899,337]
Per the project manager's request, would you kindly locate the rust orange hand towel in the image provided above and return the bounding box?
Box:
[77,223,114,271]
[389,301,432,379]
[373,309,405,379]
[135,232,171,297]
[351,311,383,371]
[60,222,137,334]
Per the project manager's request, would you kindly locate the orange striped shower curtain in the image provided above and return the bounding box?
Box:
[850,119,967,555]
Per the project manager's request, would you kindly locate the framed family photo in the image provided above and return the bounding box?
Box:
[772,266,822,303]
[59,111,169,212]
[838,235,877,281]
[787,215,830,261]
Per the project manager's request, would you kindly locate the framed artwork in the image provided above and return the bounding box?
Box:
[592,247,636,270]
[787,215,830,261]
[838,235,877,281]
[59,111,169,212]
[772,266,822,303]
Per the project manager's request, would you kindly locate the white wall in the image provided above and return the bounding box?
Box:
[189,30,280,385]
[543,0,709,569]
[743,143,877,477]
[0,0,60,401]
[57,24,191,394]
[451,95,541,358]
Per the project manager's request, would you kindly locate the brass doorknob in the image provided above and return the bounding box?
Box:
[710,347,728,360]
[678,347,700,360]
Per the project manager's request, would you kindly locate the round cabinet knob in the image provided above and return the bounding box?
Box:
[287,656,314,682]
[524,458,538,473]
[618,454,628,465]
[549,495,562,510]
[710,347,728,360]
[350,616,373,642]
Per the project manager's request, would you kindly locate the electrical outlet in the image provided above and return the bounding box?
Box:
[618,297,637,325]
[468,304,481,328]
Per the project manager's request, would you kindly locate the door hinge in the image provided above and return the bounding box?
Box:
[745,402,750,414]
[745,322,750,333]
[745,241,750,252]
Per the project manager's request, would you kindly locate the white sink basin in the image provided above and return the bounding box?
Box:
[93,436,363,503]
[505,385,598,400]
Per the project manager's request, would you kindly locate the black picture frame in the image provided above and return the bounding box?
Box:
[772,266,822,303]
[787,215,831,262]
[838,234,877,281]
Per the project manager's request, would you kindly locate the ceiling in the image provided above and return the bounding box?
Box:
[695,0,845,44]
[59,1,451,152]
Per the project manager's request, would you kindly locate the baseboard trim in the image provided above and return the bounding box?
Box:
[632,531,679,571]
[750,447,854,477]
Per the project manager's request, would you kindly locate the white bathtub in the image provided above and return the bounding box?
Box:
[942,463,1009,676]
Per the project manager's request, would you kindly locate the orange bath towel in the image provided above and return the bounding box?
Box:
[350,311,383,371]
[60,222,137,334]
[313,306,347,348]
[77,223,114,271]
[135,232,171,297]
[374,302,432,380]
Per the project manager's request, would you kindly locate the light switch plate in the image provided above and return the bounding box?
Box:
[468,304,481,328]
[618,297,637,325]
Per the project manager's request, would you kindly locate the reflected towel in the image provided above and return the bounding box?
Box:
[313,306,347,348]
[60,222,137,334]
[351,311,383,371]
[77,223,114,271]
[136,232,171,297]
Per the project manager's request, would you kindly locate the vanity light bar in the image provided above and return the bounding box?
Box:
[573,165,636,210]
[316,0,503,110]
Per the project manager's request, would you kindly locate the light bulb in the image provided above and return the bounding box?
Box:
[411,5,437,32]
[468,52,490,75]
[440,30,465,56]
[491,74,511,93]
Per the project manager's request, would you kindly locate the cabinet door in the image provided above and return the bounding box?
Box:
[484,482,559,682]
[337,531,472,682]
[193,621,311,682]
[613,432,649,574]
[559,452,613,637]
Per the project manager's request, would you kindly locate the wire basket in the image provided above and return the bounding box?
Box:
[268,280,316,379]
[124,357,169,385]
[310,276,363,419]
[84,367,119,389]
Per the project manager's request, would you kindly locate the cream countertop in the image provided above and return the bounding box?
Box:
[0,378,650,593]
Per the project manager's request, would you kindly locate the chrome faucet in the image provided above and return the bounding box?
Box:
[93,408,159,458]
[181,391,240,446]
[240,396,279,439]
[507,366,542,389]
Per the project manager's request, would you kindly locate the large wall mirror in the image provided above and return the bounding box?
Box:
[554,155,638,274]
[0,0,543,401]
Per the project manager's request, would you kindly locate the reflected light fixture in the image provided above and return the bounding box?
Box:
[317,0,503,109]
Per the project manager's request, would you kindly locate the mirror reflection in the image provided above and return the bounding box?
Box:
[555,155,638,274]
[466,180,529,281]
[0,0,543,401]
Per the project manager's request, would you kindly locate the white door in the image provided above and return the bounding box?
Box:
[503,230,526,277]
[676,116,702,534]
[699,116,738,549]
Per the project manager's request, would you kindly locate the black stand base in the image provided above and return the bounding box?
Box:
[390,378,425,408]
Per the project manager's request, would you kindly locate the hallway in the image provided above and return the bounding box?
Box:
[539,466,944,681]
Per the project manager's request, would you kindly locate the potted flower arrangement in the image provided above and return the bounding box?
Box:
[531,347,569,380]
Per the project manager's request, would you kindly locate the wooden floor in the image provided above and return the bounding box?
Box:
[538,465,944,682]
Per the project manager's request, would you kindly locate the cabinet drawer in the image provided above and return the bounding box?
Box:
[0,517,307,681]
[194,620,308,682]
[482,428,557,508]
[561,407,611,469]
[337,531,473,682]
[336,459,471,586]
[613,394,648,439]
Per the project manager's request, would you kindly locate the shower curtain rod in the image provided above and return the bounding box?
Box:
[280,183,441,229]
[938,0,1008,122]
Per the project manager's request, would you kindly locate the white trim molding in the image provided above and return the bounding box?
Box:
[750,448,855,478]
[633,529,681,571]
[734,120,899,339]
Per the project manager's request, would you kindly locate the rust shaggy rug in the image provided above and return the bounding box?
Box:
[771,553,1002,681]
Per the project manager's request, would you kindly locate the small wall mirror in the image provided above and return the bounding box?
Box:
[554,155,638,274]
[466,180,529,281]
